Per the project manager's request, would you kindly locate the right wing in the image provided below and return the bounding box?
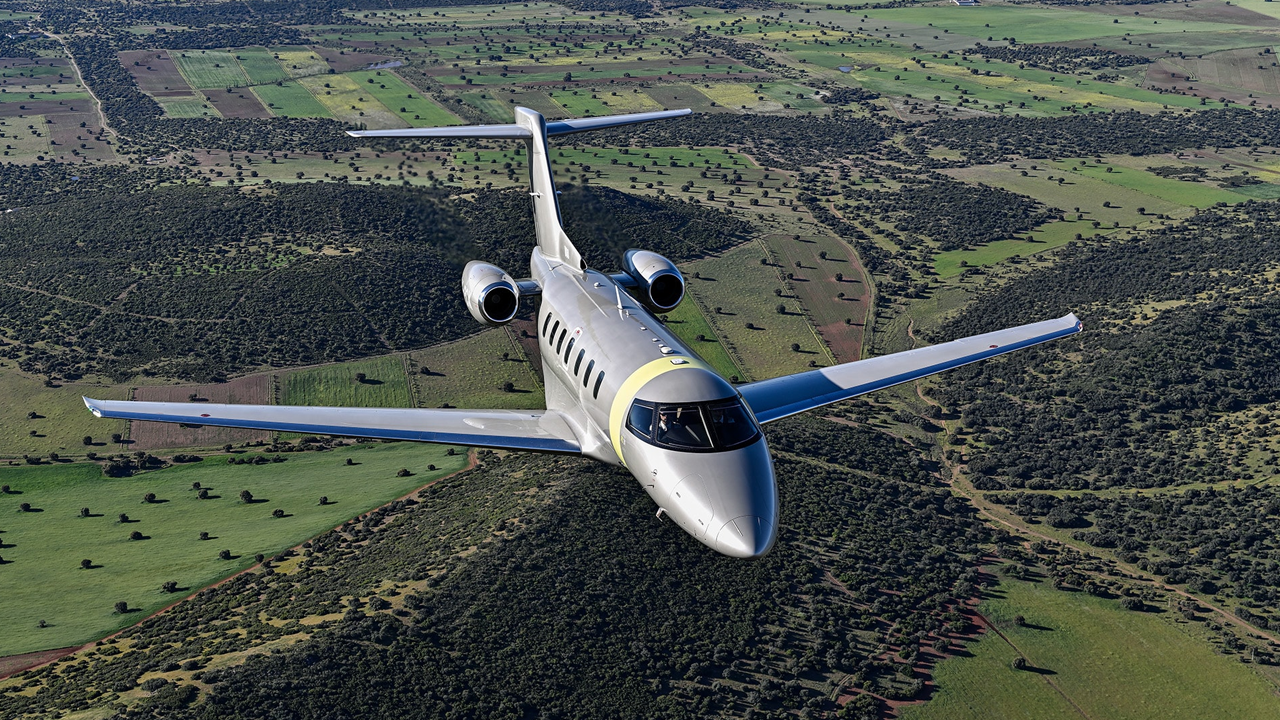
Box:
[83,398,580,454]
[739,313,1081,424]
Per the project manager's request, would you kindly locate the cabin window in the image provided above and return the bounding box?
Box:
[550,320,560,343]
[574,349,585,375]
[593,371,605,399]
[583,359,595,386]
[542,313,553,336]
[564,337,575,362]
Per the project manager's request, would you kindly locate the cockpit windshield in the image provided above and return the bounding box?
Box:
[627,398,759,452]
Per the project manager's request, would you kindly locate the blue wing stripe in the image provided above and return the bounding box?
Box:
[750,319,1081,424]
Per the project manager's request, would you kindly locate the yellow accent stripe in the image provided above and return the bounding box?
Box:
[608,356,712,464]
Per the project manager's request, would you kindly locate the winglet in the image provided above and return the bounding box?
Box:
[83,396,103,418]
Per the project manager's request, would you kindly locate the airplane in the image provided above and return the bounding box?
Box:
[84,107,1081,559]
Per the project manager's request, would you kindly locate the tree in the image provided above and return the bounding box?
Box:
[397,468,413,477]
[272,509,285,518]
[791,343,801,352]
[835,272,843,282]
[143,492,157,504]
[318,496,329,505]
[1013,614,1026,627]
[219,549,232,560]
[240,490,254,504]
[199,531,209,541]
[129,531,144,541]
[502,381,515,393]
[162,581,178,593]
[192,482,201,490]
[80,507,90,518]
[1011,657,1027,671]
[19,502,31,512]
[198,489,210,499]
[82,436,92,446]
[81,559,93,570]
[110,433,122,444]
[776,303,786,314]
[114,601,128,614]
[118,513,129,523]
[355,372,367,383]
[563,72,573,82]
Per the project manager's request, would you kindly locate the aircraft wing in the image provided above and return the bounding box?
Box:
[82,398,581,454]
[739,313,1082,424]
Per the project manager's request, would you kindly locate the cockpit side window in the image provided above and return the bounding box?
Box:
[627,401,653,439]
[706,400,757,448]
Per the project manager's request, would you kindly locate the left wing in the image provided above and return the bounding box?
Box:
[739,313,1081,424]
[83,398,581,454]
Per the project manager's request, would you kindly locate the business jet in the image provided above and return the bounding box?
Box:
[85,108,1080,558]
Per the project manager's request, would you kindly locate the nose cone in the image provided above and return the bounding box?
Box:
[715,514,776,558]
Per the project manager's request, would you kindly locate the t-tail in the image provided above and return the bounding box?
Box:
[348,107,692,272]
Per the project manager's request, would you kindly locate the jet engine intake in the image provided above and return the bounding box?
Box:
[623,249,684,313]
[462,261,520,326]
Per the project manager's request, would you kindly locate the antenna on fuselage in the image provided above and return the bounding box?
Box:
[347,107,692,273]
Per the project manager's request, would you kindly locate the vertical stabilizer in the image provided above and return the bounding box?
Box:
[347,106,691,273]
[514,107,583,271]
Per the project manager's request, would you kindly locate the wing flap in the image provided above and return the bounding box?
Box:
[740,313,1082,424]
[83,398,580,454]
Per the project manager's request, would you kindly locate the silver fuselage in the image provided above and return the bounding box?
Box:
[531,248,778,557]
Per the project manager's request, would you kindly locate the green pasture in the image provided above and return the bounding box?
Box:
[0,115,51,160]
[934,221,1105,279]
[462,91,514,122]
[234,46,289,85]
[0,442,467,656]
[762,232,865,363]
[274,48,330,79]
[298,73,402,128]
[346,70,458,126]
[1057,159,1244,207]
[346,3,593,26]
[681,241,824,382]
[158,95,215,118]
[0,89,90,103]
[657,300,744,381]
[173,50,251,90]
[901,577,1280,720]
[0,370,127,458]
[0,63,64,82]
[253,81,331,118]
[281,355,413,408]
[408,330,545,410]
[859,6,1256,44]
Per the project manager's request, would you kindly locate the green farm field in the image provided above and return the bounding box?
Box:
[253,80,330,118]
[157,95,215,118]
[681,241,824,382]
[0,442,467,656]
[408,330,544,410]
[297,73,402,128]
[234,46,288,85]
[281,355,413,408]
[173,50,250,90]
[900,577,1280,720]
[0,115,50,160]
[346,70,458,126]
[0,370,128,458]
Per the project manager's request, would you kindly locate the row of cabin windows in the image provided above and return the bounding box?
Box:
[543,310,604,399]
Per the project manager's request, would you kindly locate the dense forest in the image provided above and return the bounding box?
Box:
[933,203,1280,491]
[1,418,992,719]
[0,181,746,382]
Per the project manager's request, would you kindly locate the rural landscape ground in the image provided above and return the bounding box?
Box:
[0,0,1279,718]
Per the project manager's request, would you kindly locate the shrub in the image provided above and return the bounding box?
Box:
[118,513,129,523]
[318,496,329,505]
[82,436,92,445]
[162,581,178,593]
[1120,596,1145,612]
[239,490,254,503]
[199,531,209,541]
[80,507,91,518]
[140,677,167,692]
[219,549,231,560]
[129,531,144,541]
[272,508,285,518]
[18,502,31,512]
[1011,656,1027,671]
[397,468,412,477]
[142,492,157,504]
[197,489,210,499]
[114,601,129,614]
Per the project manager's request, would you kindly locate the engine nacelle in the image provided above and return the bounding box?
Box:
[462,261,520,326]
[623,249,684,313]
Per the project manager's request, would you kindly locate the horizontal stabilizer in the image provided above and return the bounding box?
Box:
[348,108,691,139]
[83,397,581,454]
[740,314,1082,424]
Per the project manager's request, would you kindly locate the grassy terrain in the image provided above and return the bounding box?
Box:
[0,442,467,656]
[274,48,330,79]
[234,46,289,85]
[0,370,127,458]
[0,115,50,160]
[173,50,251,90]
[297,73,402,128]
[657,299,744,381]
[252,80,331,118]
[681,241,824,382]
[901,577,1280,720]
[281,355,413,408]
[408,330,545,410]
[346,70,458,126]
[157,95,215,118]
